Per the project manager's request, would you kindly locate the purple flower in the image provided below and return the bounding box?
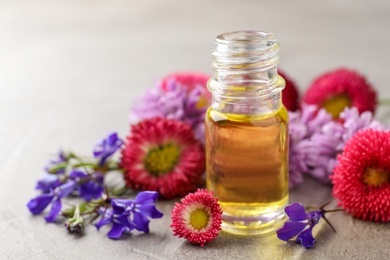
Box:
[288,104,333,188]
[45,150,67,174]
[93,132,123,166]
[36,174,62,193]
[69,170,104,201]
[277,202,323,248]
[305,107,384,183]
[27,180,77,222]
[130,79,209,143]
[96,191,163,239]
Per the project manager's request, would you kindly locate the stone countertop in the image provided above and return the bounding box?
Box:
[1,1,389,259]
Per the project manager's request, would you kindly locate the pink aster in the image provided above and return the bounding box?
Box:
[120,117,205,199]
[171,189,222,247]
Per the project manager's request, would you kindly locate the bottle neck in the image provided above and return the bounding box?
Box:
[209,31,285,115]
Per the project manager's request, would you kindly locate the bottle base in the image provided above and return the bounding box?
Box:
[221,210,287,236]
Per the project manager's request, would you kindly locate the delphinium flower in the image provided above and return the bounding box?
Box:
[303,68,377,119]
[93,132,124,166]
[279,70,299,112]
[276,202,340,248]
[305,107,384,183]
[28,132,123,222]
[288,104,333,188]
[130,72,211,143]
[121,117,205,199]
[171,189,222,247]
[332,129,390,222]
[95,191,163,239]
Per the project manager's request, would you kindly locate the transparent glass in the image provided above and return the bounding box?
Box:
[205,31,289,235]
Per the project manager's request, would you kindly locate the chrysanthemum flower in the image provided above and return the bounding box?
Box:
[305,107,383,183]
[130,72,211,143]
[279,70,299,111]
[121,117,205,199]
[303,68,377,119]
[331,129,390,222]
[288,104,333,188]
[171,189,222,247]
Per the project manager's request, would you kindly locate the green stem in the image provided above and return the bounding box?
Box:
[380,99,390,106]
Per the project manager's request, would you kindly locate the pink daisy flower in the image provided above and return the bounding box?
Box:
[120,117,205,199]
[331,129,390,222]
[171,189,222,247]
[303,68,377,119]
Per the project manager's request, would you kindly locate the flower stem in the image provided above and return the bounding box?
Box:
[380,99,390,106]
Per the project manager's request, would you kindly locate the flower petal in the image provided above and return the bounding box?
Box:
[132,211,150,233]
[44,198,62,222]
[27,194,54,215]
[296,227,315,248]
[134,191,159,204]
[276,221,308,241]
[285,202,308,221]
[107,222,127,239]
[136,204,163,218]
[57,181,77,198]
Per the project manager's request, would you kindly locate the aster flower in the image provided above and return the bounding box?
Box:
[93,132,123,166]
[305,107,384,183]
[288,104,333,188]
[171,189,222,247]
[277,202,339,248]
[279,70,299,111]
[27,180,77,222]
[332,129,390,222]
[303,68,377,119]
[95,191,163,239]
[121,117,205,199]
[130,72,211,143]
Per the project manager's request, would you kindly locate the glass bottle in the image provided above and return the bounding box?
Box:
[205,31,289,235]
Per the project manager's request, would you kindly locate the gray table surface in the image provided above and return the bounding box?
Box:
[1,0,390,259]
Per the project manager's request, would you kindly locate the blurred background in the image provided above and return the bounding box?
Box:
[1,0,390,258]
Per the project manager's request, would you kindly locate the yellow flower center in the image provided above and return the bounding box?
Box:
[143,143,181,176]
[322,94,351,119]
[190,209,210,230]
[196,96,209,109]
[363,168,389,187]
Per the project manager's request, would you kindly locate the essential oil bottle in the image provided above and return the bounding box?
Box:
[205,31,289,235]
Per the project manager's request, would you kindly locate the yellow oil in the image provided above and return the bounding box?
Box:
[205,106,289,235]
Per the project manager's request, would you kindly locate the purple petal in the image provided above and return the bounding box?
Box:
[27,194,54,215]
[44,199,62,222]
[276,221,308,241]
[132,212,150,233]
[95,217,112,230]
[285,203,308,221]
[57,181,77,198]
[69,170,88,179]
[134,191,159,204]
[79,181,103,201]
[35,174,61,193]
[107,222,127,239]
[136,204,163,219]
[296,228,315,248]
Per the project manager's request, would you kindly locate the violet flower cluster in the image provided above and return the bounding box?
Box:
[288,105,384,187]
[27,132,123,223]
[130,76,210,143]
[96,191,163,239]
